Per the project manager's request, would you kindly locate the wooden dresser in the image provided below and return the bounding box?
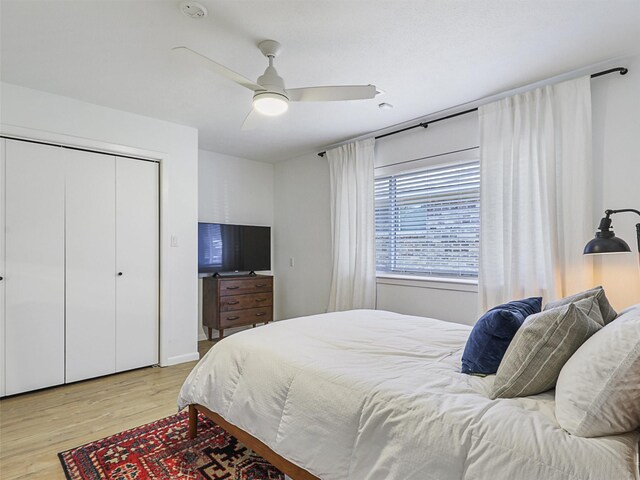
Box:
[202,275,273,340]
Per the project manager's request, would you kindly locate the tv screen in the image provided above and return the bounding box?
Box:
[198,223,271,274]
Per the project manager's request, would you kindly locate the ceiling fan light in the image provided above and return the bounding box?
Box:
[253,92,289,116]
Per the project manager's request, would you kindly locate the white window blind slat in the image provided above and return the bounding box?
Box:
[375,159,480,279]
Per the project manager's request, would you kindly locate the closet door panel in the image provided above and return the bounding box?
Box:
[0,139,5,397]
[5,140,65,395]
[65,150,116,382]
[115,158,159,371]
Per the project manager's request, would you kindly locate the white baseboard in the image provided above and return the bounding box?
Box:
[162,351,200,366]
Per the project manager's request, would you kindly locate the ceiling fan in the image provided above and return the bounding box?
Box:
[173,40,377,129]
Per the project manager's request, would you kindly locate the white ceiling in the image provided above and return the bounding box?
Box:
[1,1,639,163]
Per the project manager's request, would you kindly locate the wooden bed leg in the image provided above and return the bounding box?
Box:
[190,404,320,480]
[188,404,198,439]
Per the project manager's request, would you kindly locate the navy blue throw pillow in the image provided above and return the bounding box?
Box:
[461,297,542,376]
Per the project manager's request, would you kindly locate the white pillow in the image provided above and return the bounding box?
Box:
[555,304,640,437]
[616,303,640,317]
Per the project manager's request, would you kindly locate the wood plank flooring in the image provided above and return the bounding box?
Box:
[0,340,216,480]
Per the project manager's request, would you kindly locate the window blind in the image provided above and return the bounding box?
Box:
[375,159,480,278]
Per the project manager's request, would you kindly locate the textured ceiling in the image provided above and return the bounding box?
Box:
[1,0,639,162]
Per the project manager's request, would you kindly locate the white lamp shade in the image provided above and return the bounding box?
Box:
[253,92,289,116]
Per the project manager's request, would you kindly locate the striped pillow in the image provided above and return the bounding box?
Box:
[491,297,603,399]
[544,286,616,325]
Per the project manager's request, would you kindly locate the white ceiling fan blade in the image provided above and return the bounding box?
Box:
[287,85,377,102]
[172,46,264,92]
[241,109,263,131]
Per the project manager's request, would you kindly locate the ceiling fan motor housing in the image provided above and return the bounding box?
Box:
[257,64,287,97]
[253,61,289,115]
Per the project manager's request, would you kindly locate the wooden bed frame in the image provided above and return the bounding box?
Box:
[188,404,320,480]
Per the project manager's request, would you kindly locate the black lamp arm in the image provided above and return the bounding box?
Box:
[605,208,640,217]
[603,209,640,253]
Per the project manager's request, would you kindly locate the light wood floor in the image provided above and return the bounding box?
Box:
[0,340,216,480]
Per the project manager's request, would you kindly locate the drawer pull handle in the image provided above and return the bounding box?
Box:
[227,301,240,305]
[226,316,240,321]
[255,283,267,287]
[255,298,267,302]
[255,312,266,317]
[226,286,239,290]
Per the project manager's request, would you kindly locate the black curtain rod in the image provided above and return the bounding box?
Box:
[317,66,628,157]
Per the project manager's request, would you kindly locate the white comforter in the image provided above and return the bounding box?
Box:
[178,310,639,480]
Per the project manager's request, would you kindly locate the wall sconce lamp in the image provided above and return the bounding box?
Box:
[583,209,640,256]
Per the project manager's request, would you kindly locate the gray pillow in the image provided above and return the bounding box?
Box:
[544,286,616,325]
[491,297,603,399]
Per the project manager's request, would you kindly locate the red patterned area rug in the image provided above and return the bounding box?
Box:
[58,411,284,480]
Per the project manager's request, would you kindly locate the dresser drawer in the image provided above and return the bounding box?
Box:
[219,307,273,328]
[202,275,274,340]
[220,292,273,311]
[219,277,273,296]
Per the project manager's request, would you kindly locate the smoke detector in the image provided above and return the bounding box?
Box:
[180,1,208,18]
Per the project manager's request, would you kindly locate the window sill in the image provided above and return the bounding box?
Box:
[376,273,478,293]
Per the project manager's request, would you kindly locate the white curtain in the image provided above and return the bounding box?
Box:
[478,76,594,311]
[327,138,376,311]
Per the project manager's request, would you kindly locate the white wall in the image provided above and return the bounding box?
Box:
[273,153,332,320]
[374,112,479,169]
[272,126,479,325]
[591,55,640,309]
[271,114,481,325]
[272,115,480,324]
[199,150,274,226]
[197,149,274,338]
[376,279,479,325]
[0,82,199,366]
[374,112,481,325]
[273,56,640,325]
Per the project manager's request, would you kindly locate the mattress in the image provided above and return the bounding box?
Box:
[178,309,640,480]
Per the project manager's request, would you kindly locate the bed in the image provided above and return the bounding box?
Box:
[178,309,640,480]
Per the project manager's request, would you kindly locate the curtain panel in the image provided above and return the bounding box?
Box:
[478,76,594,311]
[327,138,376,311]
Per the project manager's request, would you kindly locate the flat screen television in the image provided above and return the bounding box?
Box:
[198,223,271,275]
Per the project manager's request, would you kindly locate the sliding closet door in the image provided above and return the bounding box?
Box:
[65,150,117,382]
[115,157,159,371]
[0,139,5,397]
[5,140,66,395]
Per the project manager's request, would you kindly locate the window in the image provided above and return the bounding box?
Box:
[375,158,480,279]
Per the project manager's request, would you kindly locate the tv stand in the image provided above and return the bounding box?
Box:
[202,274,273,340]
[212,271,257,278]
